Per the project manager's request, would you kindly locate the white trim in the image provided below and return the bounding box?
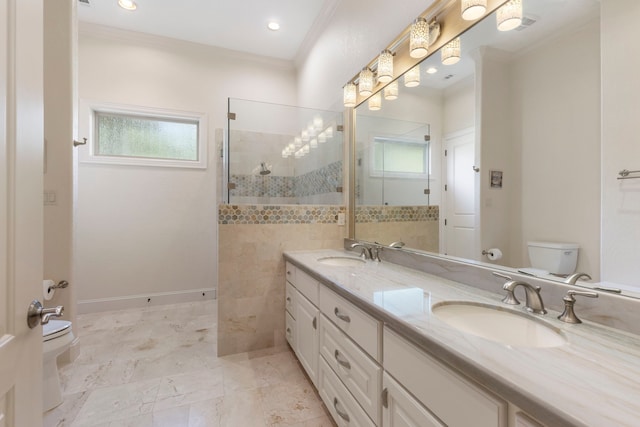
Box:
[77,288,217,314]
[79,100,208,169]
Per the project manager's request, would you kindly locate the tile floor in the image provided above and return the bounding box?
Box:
[45,300,335,427]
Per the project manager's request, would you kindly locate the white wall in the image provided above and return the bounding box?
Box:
[443,76,474,135]
[509,22,601,276]
[601,0,640,290]
[76,26,297,310]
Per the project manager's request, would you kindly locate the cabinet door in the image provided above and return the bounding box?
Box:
[383,373,444,427]
[295,290,319,386]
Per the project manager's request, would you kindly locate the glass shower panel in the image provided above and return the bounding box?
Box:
[226,99,343,205]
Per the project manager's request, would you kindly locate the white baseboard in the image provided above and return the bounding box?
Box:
[77,288,216,314]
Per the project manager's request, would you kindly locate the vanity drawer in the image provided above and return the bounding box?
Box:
[319,314,381,424]
[285,311,295,348]
[320,285,381,362]
[285,281,296,317]
[318,356,376,427]
[294,267,319,306]
[285,261,296,285]
[384,328,507,427]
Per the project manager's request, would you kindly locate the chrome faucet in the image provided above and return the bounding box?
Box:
[564,272,592,285]
[388,241,405,249]
[501,280,547,314]
[557,289,598,324]
[350,243,372,260]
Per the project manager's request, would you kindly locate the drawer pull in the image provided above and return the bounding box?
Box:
[334,350,351,370]
[286,327,291,334]
[286,297,291,302]
[334,307,351,323]
[286,270,292,275]
[381,387,388,408]
[312,316,317,330]
[333,397,350,422]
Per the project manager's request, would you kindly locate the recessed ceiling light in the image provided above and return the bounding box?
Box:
[118,0,137,11]
[426,67,438,74]
[267,22,280,31]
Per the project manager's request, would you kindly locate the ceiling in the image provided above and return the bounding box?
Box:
[77,0,330,60]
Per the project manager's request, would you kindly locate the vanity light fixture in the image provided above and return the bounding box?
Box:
[441,37,461,65]
[358,68,374,96]
[384,81,399,100]
[324,126,334,138]
[318,132,327,143]
[310,138,318,148]
[404,64,421,87]
[288,142,296,152]
[497,0,523,31]
[409,17,429,58]
[118,0,137,11]
[303,144,310,155]
[313,116,324,131]
[307,123,316,137]
[461,0,486,21]
[267,22,280,31]
[282,148,290,158]
[294,137,302,148]
[343,83,356,107]
[368,92,382,111]
[377,50,394,83]
[301,130,310,142]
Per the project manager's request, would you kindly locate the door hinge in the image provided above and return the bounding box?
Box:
[444,149,448,156]
[444,184,447,191]
[423,189,430,195]
[227,182,236,190]
[227,112,236,120]
[445,219,447,226]
[337,125,344,132]
[381,388,389,408]
[424,134,431,142]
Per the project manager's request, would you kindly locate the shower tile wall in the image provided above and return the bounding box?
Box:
[217,204,346,356]
[356,205,440,252]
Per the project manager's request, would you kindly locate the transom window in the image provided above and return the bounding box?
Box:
[80,102,207,168]
[371,136,430,178]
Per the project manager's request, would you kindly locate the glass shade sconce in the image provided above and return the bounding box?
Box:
[359,68,374,96]
[410,17,429,58]
[368,93,382,111]
[461,0,486,21]
[441,37,461,65]
[497,0,523,31]
[384,81,399,100]
[310,138,318,148]
[377,50,394,83]
[404,64,420,88]
[343,83,356,107]
[318,132,327,143]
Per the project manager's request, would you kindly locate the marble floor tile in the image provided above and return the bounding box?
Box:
[48,301,333,427]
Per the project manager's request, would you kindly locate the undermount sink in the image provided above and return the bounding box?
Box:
[317,256,366,267]
[432,302,566,348]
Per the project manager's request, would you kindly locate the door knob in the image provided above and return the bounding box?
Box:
[27,300,64,329]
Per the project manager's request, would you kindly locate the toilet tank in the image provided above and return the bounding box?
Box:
[527,241,579,275]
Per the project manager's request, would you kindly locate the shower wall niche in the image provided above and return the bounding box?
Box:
[226,98,343,205]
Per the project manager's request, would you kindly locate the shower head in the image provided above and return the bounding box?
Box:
[259,162,271,175]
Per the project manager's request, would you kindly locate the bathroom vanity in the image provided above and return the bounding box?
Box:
[283,248,640,427]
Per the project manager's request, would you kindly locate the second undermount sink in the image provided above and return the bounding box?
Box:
[432,302,566,348]
[317,256,366,267]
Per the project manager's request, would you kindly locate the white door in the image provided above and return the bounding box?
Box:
[0,0,45,425]
[443,128,477,260]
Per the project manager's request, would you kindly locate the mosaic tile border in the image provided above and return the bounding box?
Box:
[219,204,346,225]
[355,205,439,223]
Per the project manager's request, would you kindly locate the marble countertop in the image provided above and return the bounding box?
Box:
[284,249,640,427]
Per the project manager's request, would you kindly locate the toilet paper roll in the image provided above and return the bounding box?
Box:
[43,279,56,300]
[487,248,503,261]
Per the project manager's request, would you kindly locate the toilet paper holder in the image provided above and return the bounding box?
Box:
[482,249,495,256]
[47,280,69,292]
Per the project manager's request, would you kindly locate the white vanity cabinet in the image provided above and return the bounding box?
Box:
[384,327,508,427]
[382,372,444,427]
[285,262,320,386]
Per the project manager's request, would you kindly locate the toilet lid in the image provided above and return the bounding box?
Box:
[43,320,72,342]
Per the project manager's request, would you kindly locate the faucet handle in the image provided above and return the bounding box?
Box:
[558,289,598,324]
[501,280,526,305]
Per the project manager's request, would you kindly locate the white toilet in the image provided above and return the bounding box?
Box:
[43,319,74,412]
[527,241,580,276]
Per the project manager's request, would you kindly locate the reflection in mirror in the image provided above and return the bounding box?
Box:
[227,98,343,205]
[353,1,611,290]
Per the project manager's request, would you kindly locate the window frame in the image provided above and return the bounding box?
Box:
[369,134,431,179]
[79,101,208,169]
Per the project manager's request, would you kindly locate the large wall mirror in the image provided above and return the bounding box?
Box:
[351,1,627,293]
